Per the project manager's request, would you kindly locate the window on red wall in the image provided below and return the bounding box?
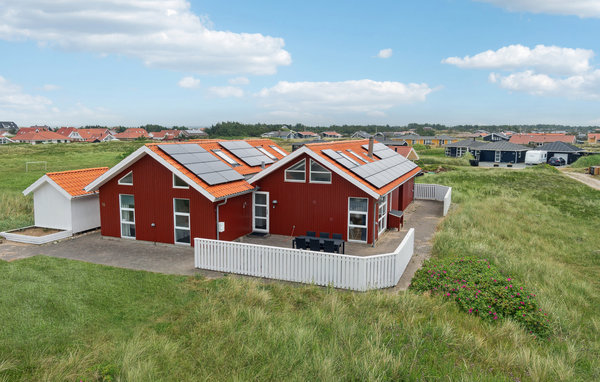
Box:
[285,159,306,182]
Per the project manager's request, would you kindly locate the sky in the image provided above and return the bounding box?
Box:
[1,0,600,127]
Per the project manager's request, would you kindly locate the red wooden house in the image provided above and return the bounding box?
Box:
[85,139,287,245]
[84,138,420,247]
[248,139,421,244]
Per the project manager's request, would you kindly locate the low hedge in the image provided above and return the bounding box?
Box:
[410,257,551,338]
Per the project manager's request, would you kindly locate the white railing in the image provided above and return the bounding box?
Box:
[414,183,452,216]
[195,228,415,292]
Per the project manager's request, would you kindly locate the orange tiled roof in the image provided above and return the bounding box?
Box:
[56,127,77,136]
[15,130,73,141]
[394,146,415,157]
[114,128,149,139]
[78,129,112,141]
[16,127,50,136]
[146,139,288,199]
[47,167,109,197]
[305,140,421,196]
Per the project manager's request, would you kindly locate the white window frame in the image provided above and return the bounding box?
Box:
[424,139,432,145]
[445,147,451,156]
[270,145,287,156]
[118,171,133,185]
[284,158,306,183]
[213,149,239,166]
[377,194,388,236]
[119,194,135,239]
[173,173,189,189]
[173,198,191,246]
[457,147,466,157]
[309,159,332,184]
[348,197,368,243]
[256,146,277,160]
[494,150,501,162]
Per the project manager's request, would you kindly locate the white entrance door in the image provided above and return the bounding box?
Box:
[494,151,501,162]
[253,192,269,233]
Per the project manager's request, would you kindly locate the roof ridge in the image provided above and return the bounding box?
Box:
[47,167,109,176]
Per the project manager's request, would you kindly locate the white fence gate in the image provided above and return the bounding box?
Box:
[414,183,452,216]
[195,228,415,292]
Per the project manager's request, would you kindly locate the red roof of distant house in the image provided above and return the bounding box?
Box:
[509,133,575,145]
[78,128,112,142]
[16,126,50,136]
[298,131,319,136]
[15,130,73,142]
[322,131,341,136]
[151,130,185,140]
[56,127,77,136]
[114,128,149,139]
[589,133,600,141]
[394,146,419,160]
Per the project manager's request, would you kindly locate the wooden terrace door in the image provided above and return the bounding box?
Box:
[252,191,269,233]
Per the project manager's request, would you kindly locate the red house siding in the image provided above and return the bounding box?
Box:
[254,153,417,244]
[98,154,252,245]
[400,177,415,210]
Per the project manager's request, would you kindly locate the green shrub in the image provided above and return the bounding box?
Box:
[410,257,551,338]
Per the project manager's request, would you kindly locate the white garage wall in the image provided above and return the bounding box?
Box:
[70,195,101,233]
[33,183,71,230]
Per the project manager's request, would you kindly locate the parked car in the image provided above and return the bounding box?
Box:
[548,156,566,166]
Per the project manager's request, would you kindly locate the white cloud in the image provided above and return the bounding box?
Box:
[228,76,250,85]
[443,44,593,75]
[0,75,118,125]
[209,86,244,98]
[476,0,600,18]
[0,0,291,75]
[257,79,433,114]
[178,76,201,88]
[489,70,600,98]
[42,84,60,91]
[377,48,393,59]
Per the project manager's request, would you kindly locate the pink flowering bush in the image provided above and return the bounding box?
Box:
[410,257,551,338]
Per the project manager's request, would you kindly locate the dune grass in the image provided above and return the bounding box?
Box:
[571,154,600,168]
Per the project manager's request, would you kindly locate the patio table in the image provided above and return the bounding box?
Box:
[292,236,345,254]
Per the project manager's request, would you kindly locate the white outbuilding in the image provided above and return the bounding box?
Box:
[21,167,108,234]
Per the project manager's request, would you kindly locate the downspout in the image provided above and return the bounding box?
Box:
[372,199,378,247]
[216,198,228,241]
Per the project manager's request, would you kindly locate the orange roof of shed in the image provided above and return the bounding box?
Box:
[47,167,109,197]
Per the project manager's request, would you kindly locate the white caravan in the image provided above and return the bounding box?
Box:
[525,150,548,165]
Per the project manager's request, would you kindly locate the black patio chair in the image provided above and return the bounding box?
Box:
[309,238,321,252]
[323,239,338,253]
[332,233,343,240]
[306,231,316,237]
[319,232,330,238]
[295,237,307,250]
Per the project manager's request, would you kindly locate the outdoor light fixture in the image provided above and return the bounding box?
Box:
[272,200,278,208]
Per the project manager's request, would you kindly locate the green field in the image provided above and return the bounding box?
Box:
[1,144,599,380]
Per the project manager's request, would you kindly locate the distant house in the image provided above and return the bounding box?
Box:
[13,130,72,144]
[321,131,342,138]
[114,128,149,141]
[444,139,488,157]
[351,131,372,139]
[472,141,529,163]
[56,127,83,141]
[297,131,320,139]
[186,129,208,138]
[78,128,117,142]
[509,133,576,147]
[292,139,325,151]
[398,135,460,147]
[150,130,186,141]
[588,133,600,144]
[0,136,14,144]
[537,141,585,164]
[393,146,420,161]
[261,130,298,139]
[0,121,18,131]
[22,167,109,234]
[483,133,510,142]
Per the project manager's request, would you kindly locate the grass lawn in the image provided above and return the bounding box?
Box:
[1,145,599,380]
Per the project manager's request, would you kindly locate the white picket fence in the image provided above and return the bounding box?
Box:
[414,183,452,216]
[195,228,415,292]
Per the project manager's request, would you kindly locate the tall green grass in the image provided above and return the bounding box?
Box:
[571,154,600,168]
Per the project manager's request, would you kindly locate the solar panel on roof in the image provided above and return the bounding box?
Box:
[361,142,396,159]
[322,149,358,169]
[218,141,275,167]
[349,153,418,188]
[158,144,244,186]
